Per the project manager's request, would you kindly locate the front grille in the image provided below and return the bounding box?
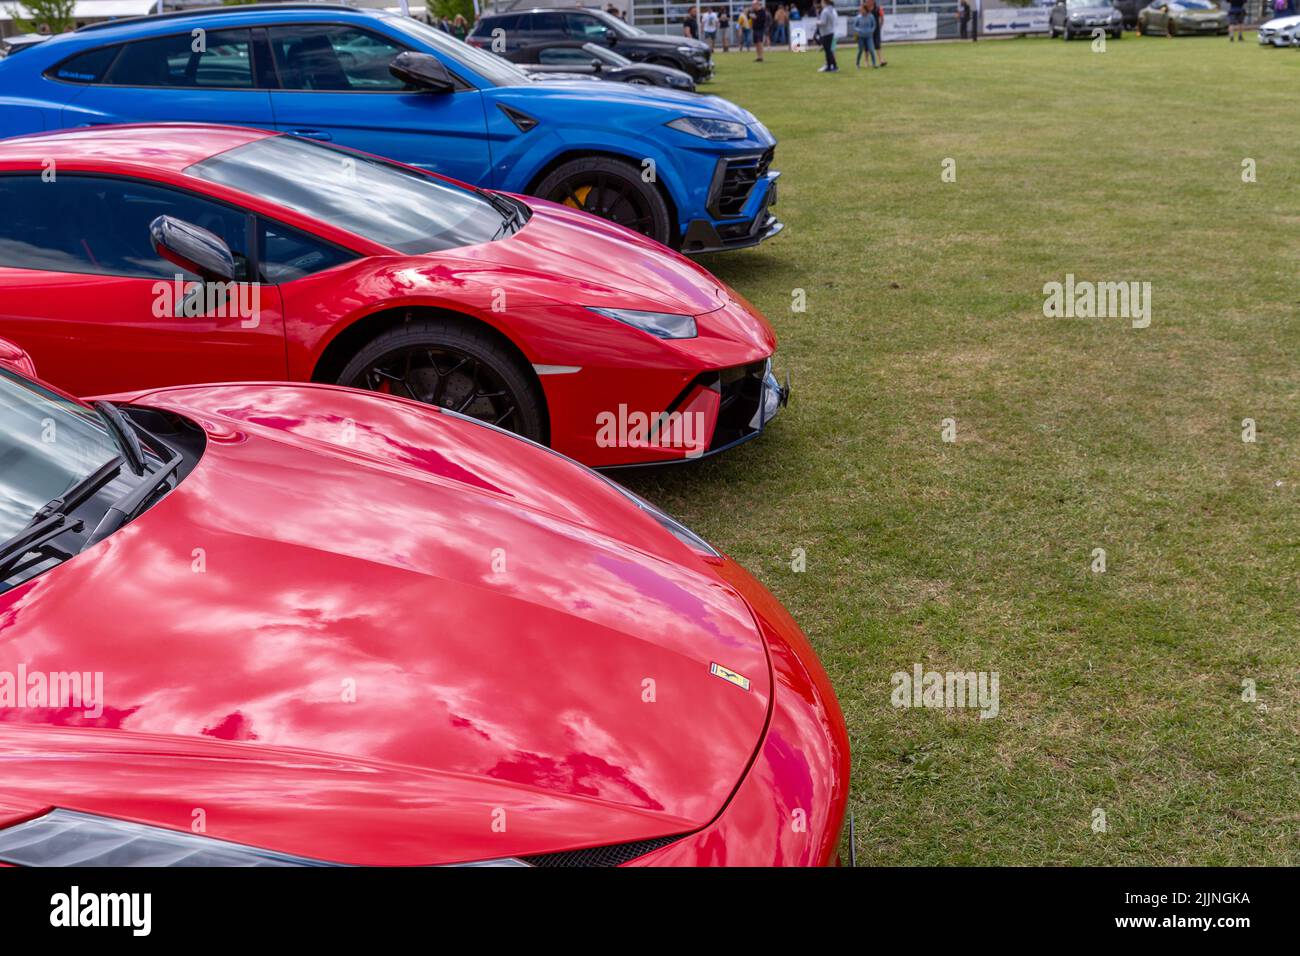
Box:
[711,148,774,218]
[712,360,767,448]
[523,835,680,867]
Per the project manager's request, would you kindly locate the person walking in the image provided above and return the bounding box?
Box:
[773,4,789,43]
[853,2,878,67]
[870,0,887,65]
[702,6,720,48]
[751,0,770,59]
[1226,0,1247,40]
[957,0,971,39]
[816,0,839,71]
[719,9,731,50]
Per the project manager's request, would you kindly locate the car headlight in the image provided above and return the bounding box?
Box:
[666,115,747,140]
[0,808,534,867]
[599,475,719,556]
[587,306,697,339]
[1071,15,1084,22]
[0,809,334,866]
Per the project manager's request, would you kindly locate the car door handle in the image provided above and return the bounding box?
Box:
[285,129,332,141]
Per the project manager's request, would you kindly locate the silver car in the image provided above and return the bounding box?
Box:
[1049,0,1125,39]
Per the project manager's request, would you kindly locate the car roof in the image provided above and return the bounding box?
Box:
[0,124,275,174]
[483,7,612,16]
[34,3,394,49]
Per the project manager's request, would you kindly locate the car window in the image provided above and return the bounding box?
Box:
[104,29,253,88]
[0,175,252,280]
[564,13,610,40]
[259,220,355,283]
[268,24,408,92]
[45,43,121,84]
[385,15,530,88]
[0,370,121,543]
[538,47,598,66]
[189,136,511,254]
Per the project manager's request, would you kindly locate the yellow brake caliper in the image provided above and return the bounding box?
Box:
[563,185,593,210]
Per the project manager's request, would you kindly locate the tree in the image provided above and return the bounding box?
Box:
[427,0,476,24]
[10,0,75,34]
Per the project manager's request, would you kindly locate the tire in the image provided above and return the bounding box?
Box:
[1064,24,1074,39]
[534,156,674,246]
[1112,29,1122,39]
[337,319,547,443]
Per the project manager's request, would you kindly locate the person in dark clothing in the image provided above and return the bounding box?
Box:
[957,0,972,39]
[751,0,770,60]
[870,0,886,65]
[1226,0,1247,40]
[683,6,699,39]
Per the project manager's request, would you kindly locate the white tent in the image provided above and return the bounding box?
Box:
[1,0,160,23]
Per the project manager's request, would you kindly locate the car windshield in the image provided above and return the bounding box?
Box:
[1173,0,1216,7]
[585,43,631,66]
[386,15,532,87]
[187,136,513,254]
[590,9,646,37]
[0,370,119,541]
[1066,0,1108,7]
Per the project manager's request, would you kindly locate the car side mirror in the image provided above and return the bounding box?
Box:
[389,51,457,93]
[149,215,236,284]
[591,57,603,71]
[0,337,36,378]
[605,29,618,44]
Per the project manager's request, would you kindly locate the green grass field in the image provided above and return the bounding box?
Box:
[617,35,1300,865]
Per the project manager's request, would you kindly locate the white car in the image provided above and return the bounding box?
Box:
[1257,15,1300,45]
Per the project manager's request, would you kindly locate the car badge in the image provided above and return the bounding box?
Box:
[709,662,751,691]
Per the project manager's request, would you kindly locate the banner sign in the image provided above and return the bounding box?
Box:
[982,8,1052,33]
[883,12,939,41]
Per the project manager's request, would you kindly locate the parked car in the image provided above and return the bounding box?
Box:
[0,124,788,468]
[0,5,781,253]
[506,41,697,92]
[468,7,714,83]
[1136,0,1230,34]
[1048,0,1124,38]
[0,33,51,58]
[1257,14,1300,44]
[0,337,850,867]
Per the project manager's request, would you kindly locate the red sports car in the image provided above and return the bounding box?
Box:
[0,339,849,866]
[0,124,787,469]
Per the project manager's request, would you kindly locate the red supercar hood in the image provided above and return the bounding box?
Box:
[0,383,772,865]
[426,198,737,317]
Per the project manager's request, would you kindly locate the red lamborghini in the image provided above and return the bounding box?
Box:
[0,339,849,866]
[0,124,787,469]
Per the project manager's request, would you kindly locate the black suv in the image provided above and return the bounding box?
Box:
[468,7,714,82]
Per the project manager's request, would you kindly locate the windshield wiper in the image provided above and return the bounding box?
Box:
[475,187,527,239]
[0,513,86,580]
[94,400,147,475]
[83,441,184,549]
